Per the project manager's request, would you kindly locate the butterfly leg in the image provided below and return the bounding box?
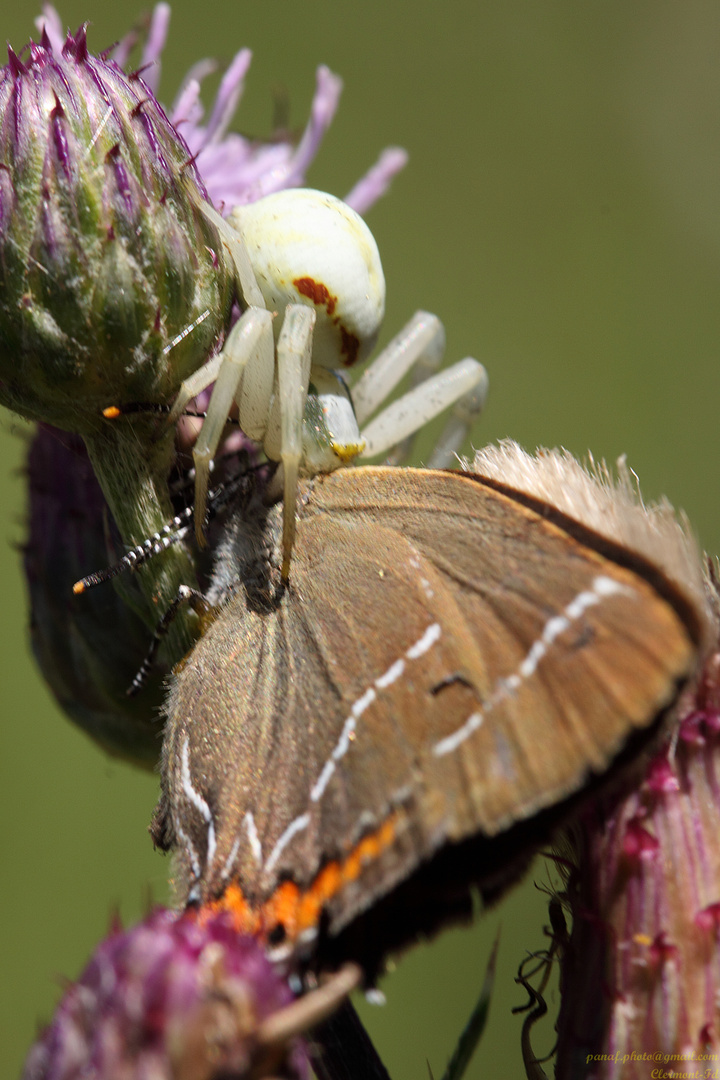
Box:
[128,584,212,696]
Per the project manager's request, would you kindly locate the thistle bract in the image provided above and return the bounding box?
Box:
[555,578,720,1078]
[22,907,309,1080]
[0,24,231,432]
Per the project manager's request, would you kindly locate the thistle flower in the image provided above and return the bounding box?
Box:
[4,6,405,648]
[554,575,720,1078]
[122,2,408,214]
[0,17,232,638]
[0,21,230,435]
[38,2,407,215]
[22,906,310,1080]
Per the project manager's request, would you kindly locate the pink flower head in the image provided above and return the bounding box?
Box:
[23,907,309,1080]
[36,3,407,215]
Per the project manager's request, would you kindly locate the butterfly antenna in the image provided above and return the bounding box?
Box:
[73,465,254,596]
[73,505,195,594]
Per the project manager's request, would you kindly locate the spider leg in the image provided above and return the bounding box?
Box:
[268,304,316,581]
[192,307,274,544]
[196,197,266,308]
[351,310,445,425]
[358,357,488,463]
[426,374,488,469]
[166,198,273,543]
[165,353,224,429]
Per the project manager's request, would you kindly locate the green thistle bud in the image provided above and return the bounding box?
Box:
[0,22,237,640]
[0,24,230,430]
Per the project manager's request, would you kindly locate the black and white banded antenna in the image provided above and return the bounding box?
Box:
[101,402,219,420]
[73,505,196,594]
[73,467,251,596]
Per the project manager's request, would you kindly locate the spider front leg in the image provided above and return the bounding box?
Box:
[425,372,489,469]
[167,307,275,545]
[263,305,316,581]
[199,198,266,310]
[354,311,489,468]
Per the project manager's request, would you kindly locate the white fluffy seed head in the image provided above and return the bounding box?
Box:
[229,189,385,370]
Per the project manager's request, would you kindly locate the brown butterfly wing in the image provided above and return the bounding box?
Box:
[157,465,699,953]
[307,468,699,849]
[160,507,483,906]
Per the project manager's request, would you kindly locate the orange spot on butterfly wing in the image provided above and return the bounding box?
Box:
[212,816,402,950]
[204,882,260,935]
[297,862,342,935]
[262,881,301,942]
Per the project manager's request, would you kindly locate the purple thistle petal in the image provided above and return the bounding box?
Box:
[34,5,64,57]
[34,4,405,215]
[171,72,211,139]
[139,0,170,92]
[250,64,344,200]
[201,47,253,146]
[345,146,410,215]
[192,63,345,209]
[171,58,218,120]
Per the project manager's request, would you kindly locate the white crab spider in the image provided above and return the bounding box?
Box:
[175,188,488,579]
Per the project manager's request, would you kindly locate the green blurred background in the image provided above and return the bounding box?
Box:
[2,1,719,1076]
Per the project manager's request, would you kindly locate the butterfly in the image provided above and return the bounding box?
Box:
[152,443,709,977]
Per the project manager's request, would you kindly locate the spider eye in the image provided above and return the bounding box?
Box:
[229,189,385,370]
